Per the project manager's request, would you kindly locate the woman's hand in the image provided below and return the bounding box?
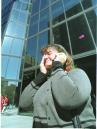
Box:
[40,55,47,74]
[54,52,67,65]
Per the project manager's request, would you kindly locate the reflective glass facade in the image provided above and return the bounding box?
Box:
[2,0,15,38]
[2,0,97,113]
[1,0,31,107]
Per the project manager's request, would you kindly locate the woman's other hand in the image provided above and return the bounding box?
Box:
[54,52,67,65]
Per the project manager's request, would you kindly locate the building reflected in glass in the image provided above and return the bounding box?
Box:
[1,0,97,114]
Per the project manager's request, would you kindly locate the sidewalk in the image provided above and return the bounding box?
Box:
[1,107,33,128]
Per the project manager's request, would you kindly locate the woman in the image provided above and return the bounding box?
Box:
[19,44,96,128]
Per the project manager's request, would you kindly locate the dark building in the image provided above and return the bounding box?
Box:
[1,0,96,114]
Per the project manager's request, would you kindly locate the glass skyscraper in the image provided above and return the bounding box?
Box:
[1,0,97,113]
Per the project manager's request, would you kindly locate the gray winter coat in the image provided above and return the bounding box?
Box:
[19,68,95,128]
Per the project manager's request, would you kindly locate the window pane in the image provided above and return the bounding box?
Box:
[18,60,23,80]
[13,1,21,10]
[15,24,26,38]
[68,15,95,55]
[20,0,29,3]
[40,0,49,10]
[27,37,37,58]
[39,8,49,31]
[1,80,18,105]
[18,11,28,24]
[6,21,16,36]
[10,9,19,21]
[31,14,39,24]
[1,80,19,88]
[21,3,29,11]
[25,37,37,67]
[6,57,21,80]
[1,56,9,77]
[50,0,57,3]
[11,39,24,56]
[2,37,13,54]
[38,31,50,63]
[27,37,37,65]
[86,9,96,43]
[28,24,38,36]
[53,23,71,54]
[51,1,65,25]
[63,0,82,17]
[32,0,40,15]
[81,0,96,10]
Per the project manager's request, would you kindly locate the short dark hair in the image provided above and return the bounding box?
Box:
[41,44,74,71]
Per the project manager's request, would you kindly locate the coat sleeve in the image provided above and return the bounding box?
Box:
[19,72,47,109]
[51,68,91,109]
[19,81,39,108]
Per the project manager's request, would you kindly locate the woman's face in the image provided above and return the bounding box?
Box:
[43,47,58,69]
